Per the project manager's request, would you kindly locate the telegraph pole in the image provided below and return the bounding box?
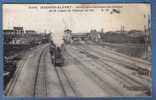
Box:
[144,14,147,58]
[144,24,147,58]
[144,13,151,59]
[147,14,151,59]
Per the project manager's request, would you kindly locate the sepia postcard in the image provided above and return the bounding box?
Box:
[3,4,152,97]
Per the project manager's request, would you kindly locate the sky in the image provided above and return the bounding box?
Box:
[3,4,151,45]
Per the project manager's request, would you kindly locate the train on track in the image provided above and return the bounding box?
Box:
[49,41,64,66]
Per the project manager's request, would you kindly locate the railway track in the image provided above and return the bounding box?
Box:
[33,47,48,97]
[67,45,151,96]
[78,45,152,84]
[85,42,150,66]
[87,43,151,66]
[80,44,151,72]
[5,45,49,97]
[65,47,127,96]
[5,59,27,96]
[52,57,80,97]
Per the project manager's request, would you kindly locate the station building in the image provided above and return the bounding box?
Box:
[63,29,72,43]
[63,29,103,43]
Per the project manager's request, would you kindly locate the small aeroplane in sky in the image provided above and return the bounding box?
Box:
[110,9,120,14]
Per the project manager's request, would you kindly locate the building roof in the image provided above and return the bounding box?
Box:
[64,29,72,32]
[3,29,14,33]
[25,30,36,33]
[13,27,23,30]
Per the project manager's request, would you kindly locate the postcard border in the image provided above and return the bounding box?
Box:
[0,0,156,100]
